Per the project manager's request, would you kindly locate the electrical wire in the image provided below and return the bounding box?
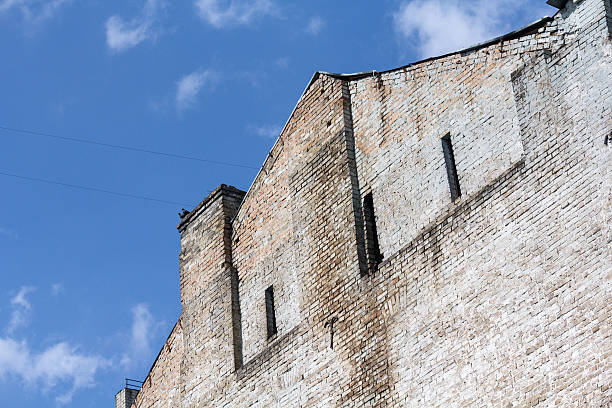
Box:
[0,170,194,207]
[0,125,259,170]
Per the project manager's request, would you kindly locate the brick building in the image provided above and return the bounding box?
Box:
[115,0,612,406]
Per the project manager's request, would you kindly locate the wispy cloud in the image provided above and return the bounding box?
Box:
[250,124,282,139]
[393,0,551,58]
[6,286,35,334]
[0,0,70,26]
[0,227,18,240]
[121,303,164,368]
[195,0,277,28]
[51,284,63,296]
[130,304,155,355]
[275,57,289,69]
[305,16,324,35]
[0,338,109,404]
[105,0,166,53]
[175,69,218,111]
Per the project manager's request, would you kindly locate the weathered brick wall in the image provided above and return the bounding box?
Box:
[231,75,352,364]
[355,1,612,405]
[127,0,611,406]
[131,323,183,408]
[348,0,603,260]
[225,74,366,406]
[115,388,139,408]
[175,185,245,407]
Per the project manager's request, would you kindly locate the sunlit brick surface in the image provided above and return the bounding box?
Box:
[127,1,612,406]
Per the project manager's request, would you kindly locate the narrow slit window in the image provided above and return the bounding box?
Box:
[441,133,461,201]
[363,193,382,273]
[230,268,243,370]
[265,286,277,339]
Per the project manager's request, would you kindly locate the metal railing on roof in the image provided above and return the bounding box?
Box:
[125,378,144,391]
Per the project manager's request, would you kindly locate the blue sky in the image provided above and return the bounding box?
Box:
[0,0,555,406]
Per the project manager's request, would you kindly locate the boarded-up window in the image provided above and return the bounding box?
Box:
[441,133,461,201]
[265,286,277,339]
[363,193,383,272]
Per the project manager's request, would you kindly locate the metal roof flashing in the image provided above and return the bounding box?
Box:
[547,0,569,9]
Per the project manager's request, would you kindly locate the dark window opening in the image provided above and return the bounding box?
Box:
[441,133,462,201]
[265,286,277,339]
[363,193,383,273]
[230,268,243,370]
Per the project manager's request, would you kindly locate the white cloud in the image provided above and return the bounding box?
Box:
[305,16,324,35]
[175,69,218,111]
[121,303,164,367]
[105,0,165,52]
[0,337,28,376]
[251,124,282,139]
[0,288,112,404]
[6,286,35,334]
[195,0,276,28]
[393,0,551,58]
[0,338,109,404]
[0,0,70,25]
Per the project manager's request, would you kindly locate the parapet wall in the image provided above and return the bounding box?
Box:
[130,0,612,406]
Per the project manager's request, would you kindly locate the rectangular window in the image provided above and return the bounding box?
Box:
[363,193,382,273]
[441,133,461,201]
[265,286,277,339]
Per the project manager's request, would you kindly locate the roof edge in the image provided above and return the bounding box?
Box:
[229,71,323,223]
[321,16,553,82]
[228,14,556,225]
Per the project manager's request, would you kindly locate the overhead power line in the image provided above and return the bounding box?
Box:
[0,125,259,170]
[0,170,194,207]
